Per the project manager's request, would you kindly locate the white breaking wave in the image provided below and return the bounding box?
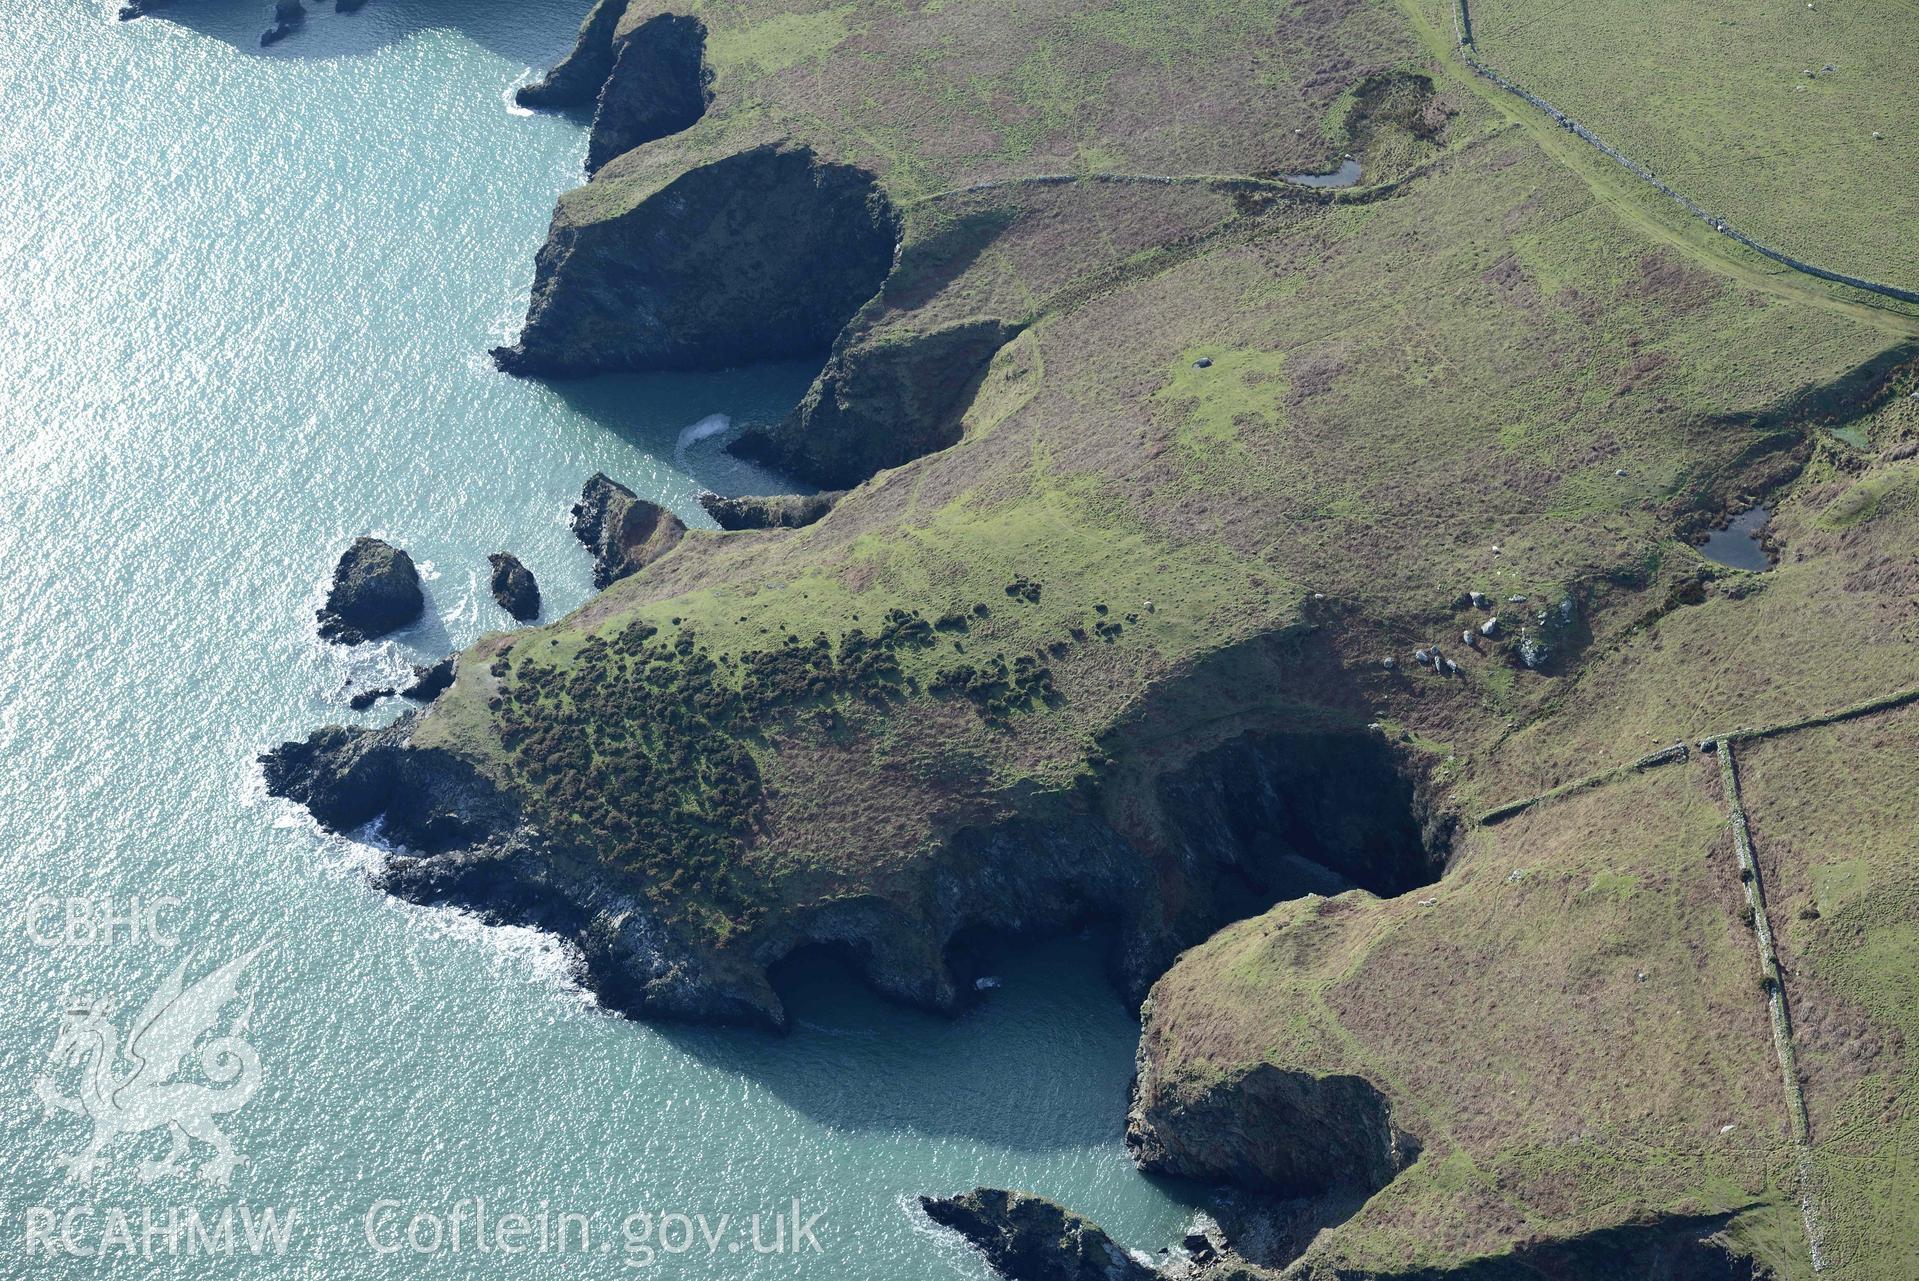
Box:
[674,412,731,470]
[502,70,536,118]
[242,763,594,1007]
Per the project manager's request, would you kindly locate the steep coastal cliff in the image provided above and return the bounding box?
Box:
[268,0,1919,1275]
[491,142,899,376]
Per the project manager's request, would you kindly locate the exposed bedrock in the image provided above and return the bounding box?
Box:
[570,472,686,588]
[487,552,541,621]
[514,0,627,110]
[697,489,845,531]
[258,716,780,1027]
[400,655,455,702]
[315,536,423,645]
[919,1189,1155,1281]
[492,144,900,377]
[922,1188,1758,1281]
[1126,1061,1416,1200]
[585,14,711,175]
[732,317,1020,488]
[749,724,1451,1022]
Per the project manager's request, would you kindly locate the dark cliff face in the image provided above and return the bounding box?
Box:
[514,0,628,110]
[733,317,1020,488]
[1290,1214,1765,1280]
[493,144,900,376]
[746,724,1450,1022]
[259,717,787,1029]
[569,472,687,588]
[1157,730,1453,903]
[586,14,711,175]
[1125,1062,1417,1199]
[261,705,1449,1036]
[697,489,844,531]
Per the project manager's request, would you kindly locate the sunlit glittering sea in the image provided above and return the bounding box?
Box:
[0,1,1198,1275]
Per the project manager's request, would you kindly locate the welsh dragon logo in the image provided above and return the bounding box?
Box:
[35,943,268,1187]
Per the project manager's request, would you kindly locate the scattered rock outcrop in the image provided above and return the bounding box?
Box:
[919,1189,1155,1281]
[487,553,541,621]
[697,489,845,531]
[492,143,899,376]
[260,0,305,45]
[734,318,1019,488]
[316,537,423,645]
[570,473,686,588]
[401,655,455,702]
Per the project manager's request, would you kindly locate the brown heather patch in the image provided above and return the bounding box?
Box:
[1628,250,1718,316]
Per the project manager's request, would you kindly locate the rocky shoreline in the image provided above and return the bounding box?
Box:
[262,663,1453,1032]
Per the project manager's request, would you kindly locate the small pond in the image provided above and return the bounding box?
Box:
[1699,506,1773,571]
[1283,156,1362,188]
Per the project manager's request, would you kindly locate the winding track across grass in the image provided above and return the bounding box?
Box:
[1450,0,1919,309]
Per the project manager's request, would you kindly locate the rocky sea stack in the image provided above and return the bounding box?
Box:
[919,1190,1154,1281]
[487,553,541,621]
[570,473,686,588]
[315,536,422,645]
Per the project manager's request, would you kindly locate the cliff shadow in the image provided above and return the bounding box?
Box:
[137,0,589,67]
[644,931,1163,1154]
[542,361,823,502]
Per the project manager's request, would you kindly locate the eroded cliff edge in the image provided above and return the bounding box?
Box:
[492,141,899,376]
[264,626,1453,1031]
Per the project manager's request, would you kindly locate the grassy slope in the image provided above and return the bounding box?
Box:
[423,0,1919,1268]
[1738,704,1919,1277]
[1460,0,1917,293]
[1143,766,1803,1274]
[1145,388,1919,1276]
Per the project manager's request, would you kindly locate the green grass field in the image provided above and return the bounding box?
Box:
[1463,0,1917,293]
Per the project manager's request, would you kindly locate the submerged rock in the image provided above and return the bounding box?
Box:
[487,553,541,621]
[919,1189,1155,1281]
[260,0,305,46]
[316,537,423,645]
[570,473,687,589]
[697,490,844,531]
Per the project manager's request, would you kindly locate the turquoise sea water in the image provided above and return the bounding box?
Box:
[0,2,1199,1274]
